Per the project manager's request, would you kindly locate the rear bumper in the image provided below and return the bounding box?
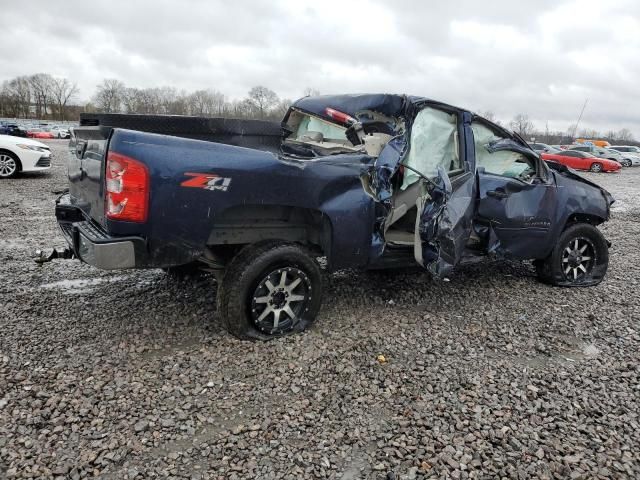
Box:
[56,195,147,270]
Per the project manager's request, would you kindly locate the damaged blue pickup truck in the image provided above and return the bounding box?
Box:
[54,94,614,339]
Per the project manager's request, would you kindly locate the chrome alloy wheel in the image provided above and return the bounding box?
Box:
[0,154,17,177]
[251,267,311,334]
[562,237,596,282]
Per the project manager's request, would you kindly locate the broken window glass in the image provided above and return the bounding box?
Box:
[472,123,534,180]
[295,115,349,143]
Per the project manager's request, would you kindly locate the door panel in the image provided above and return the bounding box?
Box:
[415,169,477,276]
[477,172,557,259]
[566,155,582,169]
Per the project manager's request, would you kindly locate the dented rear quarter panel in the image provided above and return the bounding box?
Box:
[107,129,377,269]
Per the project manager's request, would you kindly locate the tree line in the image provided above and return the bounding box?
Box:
[1,73,636,144]
[0,74,310,122]
[0,73,79,121]
[482,111,636,145]
[89,79,298,121]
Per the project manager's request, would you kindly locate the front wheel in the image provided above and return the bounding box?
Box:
[217,241,322,340]
[622,159,632,167]
[0,151,20,178]
[590,162,603,172]
[535,223,609,287]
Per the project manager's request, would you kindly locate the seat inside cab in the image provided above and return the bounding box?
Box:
[385,107,461,245]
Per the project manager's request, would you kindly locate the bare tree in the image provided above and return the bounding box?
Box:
[93,79,126,113]
[578,128,600,139]
[303,87,320,97]
[188,90,210,116]
[479,110,496,122]
[270,98,293,120]
[0,80,23,117]
[616,128,634,142]
[6,76,32,118]
[605,130,617,141]
[246,86,279,119]
[29,73,55,118]
[188,89,226,116]
[51,78,79,121]
[122,87,141,114]
[509,114,535,138]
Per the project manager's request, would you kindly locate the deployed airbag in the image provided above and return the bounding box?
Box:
[402,108,458,190]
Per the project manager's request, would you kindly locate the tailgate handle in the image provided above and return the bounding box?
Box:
[487,189,509,199]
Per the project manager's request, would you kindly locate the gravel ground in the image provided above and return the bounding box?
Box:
[1,140,639,479]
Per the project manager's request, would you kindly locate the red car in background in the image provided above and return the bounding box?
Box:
[541,150,621,173]
[26,128,55,139]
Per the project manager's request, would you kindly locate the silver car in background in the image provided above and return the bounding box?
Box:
[607,146,640,166]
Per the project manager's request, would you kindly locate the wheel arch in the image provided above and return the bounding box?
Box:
[564,212,606,229]
[206,204,333,256]
[0,148,22,172]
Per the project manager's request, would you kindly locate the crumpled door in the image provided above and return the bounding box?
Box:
[414,167,477,277]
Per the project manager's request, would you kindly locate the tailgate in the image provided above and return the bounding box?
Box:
[68,125,112,227]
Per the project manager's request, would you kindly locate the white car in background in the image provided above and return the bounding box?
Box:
[0,134,52,178]
[50,125,70,139]
[607,146,640,166]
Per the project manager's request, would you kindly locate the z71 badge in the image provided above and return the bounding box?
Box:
[181,173,232,192]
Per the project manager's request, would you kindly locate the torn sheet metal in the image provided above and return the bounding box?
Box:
[418,167,477,277]
[292,94,407,126]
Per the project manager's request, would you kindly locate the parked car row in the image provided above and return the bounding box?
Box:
[0,121,71,139]
[530,141,640,172]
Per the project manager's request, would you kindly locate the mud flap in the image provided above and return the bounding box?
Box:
[416,167,477,277]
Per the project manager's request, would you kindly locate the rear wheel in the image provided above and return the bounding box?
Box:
[622,159,632,167]
[0,151,20,178]
[217,241,322,340]
[590,162,603,172]
[536,223,608,287]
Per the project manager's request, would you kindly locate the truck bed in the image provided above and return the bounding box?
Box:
[78,113,283,153]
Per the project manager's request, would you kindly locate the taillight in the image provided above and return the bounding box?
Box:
[105,152,149,222]
[325,107,356,125]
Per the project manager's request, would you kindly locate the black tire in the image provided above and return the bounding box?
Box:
[536,223,608,287]
[0,150,21,179]
[217,241,322,340]
[590,162,603,173]
[622,159,632,167]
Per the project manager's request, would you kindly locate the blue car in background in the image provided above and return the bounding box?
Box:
[0,123,28,137]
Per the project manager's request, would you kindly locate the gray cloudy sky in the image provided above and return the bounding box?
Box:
[2,0,639,137]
